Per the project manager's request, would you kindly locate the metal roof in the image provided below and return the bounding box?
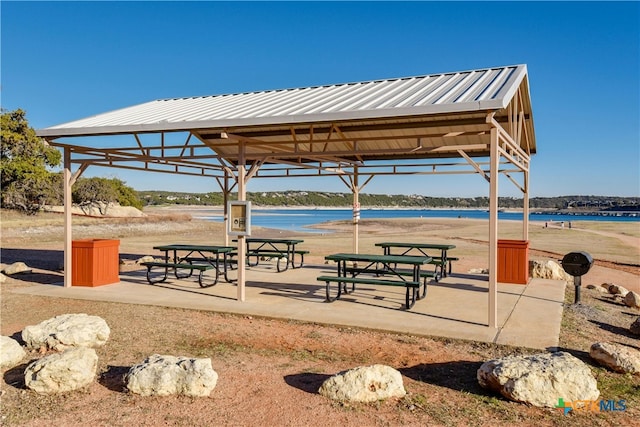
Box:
[38,64,531,138]
[37,64,535,181]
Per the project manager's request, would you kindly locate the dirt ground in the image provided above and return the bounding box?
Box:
[1,208,639,426]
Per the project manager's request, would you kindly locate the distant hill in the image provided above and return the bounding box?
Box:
[137,191,639,212]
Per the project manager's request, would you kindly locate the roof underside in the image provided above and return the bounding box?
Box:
[38,64,536,179]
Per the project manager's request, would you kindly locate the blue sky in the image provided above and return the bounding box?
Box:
[2,1,639,198]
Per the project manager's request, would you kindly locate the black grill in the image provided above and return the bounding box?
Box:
[561,251,594,304]
[561,251,594,277]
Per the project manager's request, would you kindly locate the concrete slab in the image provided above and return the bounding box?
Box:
[10,263,566,350]
[494,278,566,350]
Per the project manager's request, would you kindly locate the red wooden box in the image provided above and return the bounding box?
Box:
[71,239,120,286]
[497,239,529,284]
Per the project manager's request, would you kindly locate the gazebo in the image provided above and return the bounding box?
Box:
[36,64,536,328]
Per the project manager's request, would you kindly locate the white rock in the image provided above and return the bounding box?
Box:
[126,354,218,397]
[624,291,640,309]
[529,260,571,282]
[22,314,110,351]
[318,364,406,403]
[0,336,26,370]
[0,273,6,283]
[24,347,98,394]
[477,352,599,407]
[590,342,640,375]
[2,262,32,275]
[136,255,156,264]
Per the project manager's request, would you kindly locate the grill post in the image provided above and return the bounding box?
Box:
[560,251,593,305]
[573,275,581,304]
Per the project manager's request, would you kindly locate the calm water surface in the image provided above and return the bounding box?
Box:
[194,208,638,233]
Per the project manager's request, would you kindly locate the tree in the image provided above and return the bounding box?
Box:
[72,177,144,213]
[72,177,143,215]
[1,109,62,213]
[73,177,119,215]
[110,178,143,210]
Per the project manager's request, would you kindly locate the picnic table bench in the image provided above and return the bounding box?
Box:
[141,244,236,287]
[318,253,431,309]
[375,242,457,279]
[235,238,306,272]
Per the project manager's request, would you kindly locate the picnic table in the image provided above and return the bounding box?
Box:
[238,238,307,272]
[141,244,236,287]
[318,253,431,309]
[375,242,457,279]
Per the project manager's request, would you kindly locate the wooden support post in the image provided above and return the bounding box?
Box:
[237,143,246,302]
[223,172,230,246]
[488,127,499,329]
[523,170,530,240]
[63,148,72,288]
[352,170,360,254]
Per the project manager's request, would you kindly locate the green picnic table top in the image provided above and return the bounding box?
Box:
[325,253,430,265]
[375,242,456,250]
[234,238,304,244]
[153,244,236,253]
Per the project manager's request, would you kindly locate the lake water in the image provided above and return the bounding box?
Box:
[194,208,639,233]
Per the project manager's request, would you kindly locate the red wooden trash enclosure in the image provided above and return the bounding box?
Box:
[497,239,529,284]
[71,239,120,286]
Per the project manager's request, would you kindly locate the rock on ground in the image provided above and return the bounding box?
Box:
[2,262,32,275]
[24,347,98,394]
[126,354,218,397]
[631,317,640,336]
[624,291,640,309]
[136,255,156,264]
[590,342,640,375]
[529,260,571,282]
[477,352,599,407]
[607,284,629,297]
[318,364,406,403]
[0,336,26,370]
[42,202,146,218]
[22,313,110,351]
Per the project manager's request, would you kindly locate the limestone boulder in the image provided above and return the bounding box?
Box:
[2,262,32,275]
[607,284,629,297]
[318,364,406,403]
[529,260,571,282]
[0,273,6,283]
[590,342,640,375]
[43,203,146,218]
[24,347,98,394]
[624,291,640,309]
[126,354,218,397]
[1,336,26,370]
[22,313,110,351]
[136,255,156,264]
[477,352,599,407]
[631,317,640,336]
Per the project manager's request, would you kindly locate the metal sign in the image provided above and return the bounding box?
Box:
[228,201,251,236]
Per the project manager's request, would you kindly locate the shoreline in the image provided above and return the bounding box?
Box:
[146,204,640,219]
